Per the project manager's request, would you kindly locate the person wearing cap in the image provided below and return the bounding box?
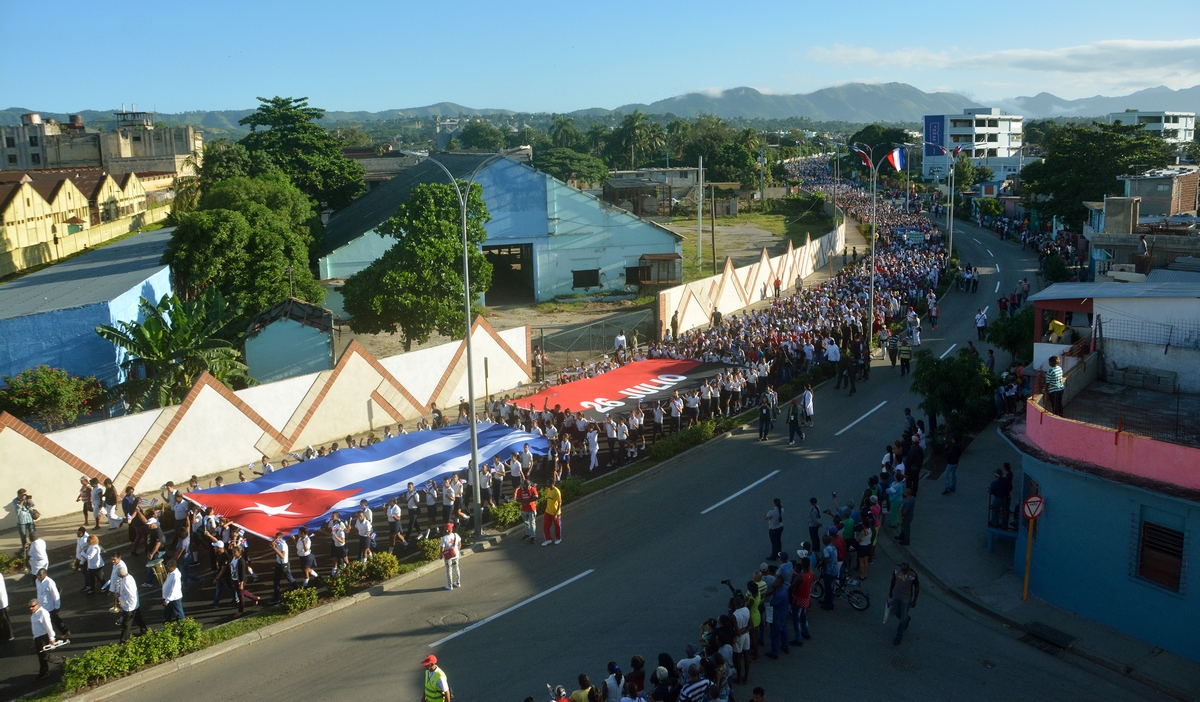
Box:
[141,516,166,588]
[786,398,804,445]
[440,522,461,590]
[421,654,451,702]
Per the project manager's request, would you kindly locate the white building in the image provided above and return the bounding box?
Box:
[1108,110,1196,145]
[923,107,1026,180]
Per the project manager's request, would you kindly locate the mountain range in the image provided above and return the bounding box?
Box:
[4,83,1199,131]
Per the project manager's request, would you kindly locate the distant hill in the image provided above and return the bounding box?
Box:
[615,83,982,122]
[1001,85,1200,118]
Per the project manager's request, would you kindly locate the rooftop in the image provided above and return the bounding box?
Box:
[1119,166,1199,181]
[0,228,173,320]
[1027,281,1200,302]
[1064,381,1200,447]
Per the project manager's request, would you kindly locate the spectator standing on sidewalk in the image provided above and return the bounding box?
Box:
[987,469,1012,528]
[13,490,36,555]
[542,480,563,545]
[943,437,963,494]
[764,499,784,561]
[807,497,822,548]
[897,489,916,545]
[887,562,920,645]
[441,523,462,590]
[818,534,838,610]
[516,480,539,542]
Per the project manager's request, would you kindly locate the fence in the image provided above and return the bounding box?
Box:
[535,309,655,359]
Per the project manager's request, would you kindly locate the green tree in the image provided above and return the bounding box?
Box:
[1184,139,1200,164]
[666,119,692,161]
[845,124,909,177]
[95,290,253,411]
[585,123,610,155]
[162,175,325,311]
[549,116,581,149]
[532,147,610,184]
[1020,121,1172,229]
[976,197,1003,219]
[982,305,1035,363]
[329,125,373,147]
[909,349,1000,439]
[342,182,493,351]
[613,110,649,168]
[0,366,103,430]
[459,120,506,151]
[975,165,995,184]
[706,142,758,187]
[953,155,976,193]
[238,96,366,209]
[507,126,551,153]
[1042,254,1072,283]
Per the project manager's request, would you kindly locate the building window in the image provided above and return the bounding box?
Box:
[29,136,38,147]
[625,266,642,284]
[6,155,14,165]
[572,269,601,288]
[132,135,142,142]
[30,153,40,164]
[1137,520,1184,591]
[4,136,13,148]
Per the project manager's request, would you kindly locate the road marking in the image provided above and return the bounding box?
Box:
[973,238,981,244]
[995,264,1000,273]
[835,401,888,437]
[939,343,957,359]
[995,281,1001,293]
[987,249,994,257]
[983,306,989,315]
[702,471,781,514]
[429,569,595,647]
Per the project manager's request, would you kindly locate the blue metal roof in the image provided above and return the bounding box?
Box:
[1027,281,1200,302]
[0,228,173,320]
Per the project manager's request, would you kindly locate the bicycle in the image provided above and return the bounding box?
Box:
[810,575,870,611]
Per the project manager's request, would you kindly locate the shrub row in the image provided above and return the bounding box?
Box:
[61,619,202,691]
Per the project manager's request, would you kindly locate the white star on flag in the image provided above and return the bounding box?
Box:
[245,502,300,517]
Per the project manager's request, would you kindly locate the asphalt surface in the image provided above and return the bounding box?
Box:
[74,219,1172,702]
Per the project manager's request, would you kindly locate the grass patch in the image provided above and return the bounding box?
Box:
[197,611,289,647]
[534,299,590,313]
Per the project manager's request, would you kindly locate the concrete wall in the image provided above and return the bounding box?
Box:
[1103,338,1200,394]
[0,319,530,528]
[656,224,845,338]
[1015,450,1200,662]
[245,318,334,384]
[319,231,392,280]
[1023,400,1200,491]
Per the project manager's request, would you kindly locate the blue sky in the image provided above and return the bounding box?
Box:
[2,0,1197,113]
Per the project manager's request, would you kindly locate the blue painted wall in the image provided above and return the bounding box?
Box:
[245,318,334,384]
[1016,452,1200,662]
[319,232,393,280]
[0,266,171,388]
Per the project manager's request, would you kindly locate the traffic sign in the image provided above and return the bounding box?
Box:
[1022,495,1044,520]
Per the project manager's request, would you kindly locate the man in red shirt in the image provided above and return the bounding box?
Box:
[789,555,814,645]
[515,480,539,543]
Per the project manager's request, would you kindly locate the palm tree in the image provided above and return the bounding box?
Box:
[95,290,253,411]
[619,110,648,168]
[169,149,202,217]
[549,116,581,149]
[645,122,666,163]
[585,123,610,155]
[738,127,761,153]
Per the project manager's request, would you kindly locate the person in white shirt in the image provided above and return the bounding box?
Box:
[328,513,349,575]
[26,537,48,575]
[161,559,184,623]
[30,599,56,678]
[802,385,815,427]
[353,511,373,563]
[0,565,10,641]
[386,497,406,552]
[404,483,422,540]
[586,424,601,472]
[74,527,90,584]
[270,530,297,604]
[35,569,70,638]
[441,522,462,590]
[295,526,318,587]
[116,565,146,643]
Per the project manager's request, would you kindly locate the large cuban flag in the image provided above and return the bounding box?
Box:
[184,423,547,538]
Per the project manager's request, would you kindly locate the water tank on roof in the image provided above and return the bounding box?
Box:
[70,114,84,126]
[21,113,42,125]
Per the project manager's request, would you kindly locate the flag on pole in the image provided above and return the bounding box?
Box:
[885,147,906,172]
[849,146,873,169]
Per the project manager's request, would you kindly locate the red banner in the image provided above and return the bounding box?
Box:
[516,359,709,416]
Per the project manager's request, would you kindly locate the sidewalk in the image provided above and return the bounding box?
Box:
[883,422,1200,701]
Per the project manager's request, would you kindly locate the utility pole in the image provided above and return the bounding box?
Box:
[710,184,717,274]
[696,156,704,263]
[757,154,767,210]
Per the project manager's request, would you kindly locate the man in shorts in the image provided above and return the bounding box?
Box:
[732,593,752,684]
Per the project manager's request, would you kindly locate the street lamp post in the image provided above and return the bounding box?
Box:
[849,142,886,356]
[399,149,514,538]
[914,141,960,263]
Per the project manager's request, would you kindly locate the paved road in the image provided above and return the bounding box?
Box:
[109,222,1164,701]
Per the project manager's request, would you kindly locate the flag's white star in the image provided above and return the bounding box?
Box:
[245,502,299,517]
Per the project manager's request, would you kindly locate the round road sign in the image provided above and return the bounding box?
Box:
[1022,495,1044,520]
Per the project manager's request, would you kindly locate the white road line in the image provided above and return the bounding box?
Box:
[430,570,595,647]
[973,238,981,244]
[983,306,989,315]
[995,264,1000,273]
[701,471,781,514]
[987,249,994,257]
[995,281,1001,293]
[939,343,958,359]
[835,401,888,437]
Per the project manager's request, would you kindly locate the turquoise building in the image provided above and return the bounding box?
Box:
[316,153,682,304]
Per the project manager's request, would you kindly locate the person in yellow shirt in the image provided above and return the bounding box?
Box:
[422,655,451,702]
[542,480,563,546]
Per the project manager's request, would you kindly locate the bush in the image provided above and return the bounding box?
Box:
[61,619,201,691]
[326,559,368,598]
[488,500,523,529]
[281,587,318,614]
[419,538,443,562]
[365,551,399,580]
[649,421,716,461]
[556,475,587,503]
[0,552,18,573]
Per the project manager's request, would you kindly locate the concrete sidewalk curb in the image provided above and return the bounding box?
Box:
[876,428,1193,702]
[54,416,764,702]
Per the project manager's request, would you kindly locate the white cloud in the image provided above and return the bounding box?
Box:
[806,38,1200,93]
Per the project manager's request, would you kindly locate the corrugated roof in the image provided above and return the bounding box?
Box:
[319,153,496,259]
[0,228,173,320]
[1027,281,1200,302]
[245,297,333,336]
[1147,269,1200,284]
